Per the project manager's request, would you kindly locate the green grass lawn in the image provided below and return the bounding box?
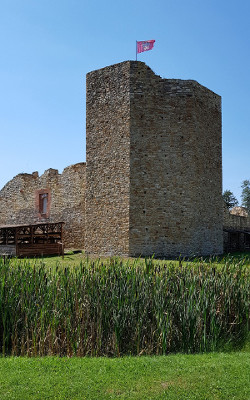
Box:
[14,249,250,269]
[0,352,249,400]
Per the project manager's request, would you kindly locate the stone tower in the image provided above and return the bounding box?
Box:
[85,61,223,257]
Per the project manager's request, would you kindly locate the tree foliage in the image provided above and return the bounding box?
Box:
[241,179,250,212]
[223,190,238,209]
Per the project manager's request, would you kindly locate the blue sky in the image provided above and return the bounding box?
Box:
[0,0,249,202]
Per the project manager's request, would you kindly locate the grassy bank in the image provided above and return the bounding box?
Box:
[0,352,249,399]
[0,255,249,356]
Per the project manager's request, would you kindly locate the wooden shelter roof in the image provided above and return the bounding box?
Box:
[0,221,64,229]
[0,221,65,257]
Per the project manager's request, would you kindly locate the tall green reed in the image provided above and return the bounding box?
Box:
[0,255,249,356]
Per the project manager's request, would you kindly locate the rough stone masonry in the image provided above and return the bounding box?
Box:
[0,164,86,249]
[2,61,248,256]
[85,61,223,257]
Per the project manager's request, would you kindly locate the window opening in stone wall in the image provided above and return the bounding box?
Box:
[39,193,48,215]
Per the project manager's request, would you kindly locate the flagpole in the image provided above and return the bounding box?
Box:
[136,40,137,61]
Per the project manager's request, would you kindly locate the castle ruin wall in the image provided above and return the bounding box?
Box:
[1,60,248,256]
[223,207,250,230]
[129,62,223,257]
[0,163,86,249]
[85,62,131,256]
[85,61,224,257]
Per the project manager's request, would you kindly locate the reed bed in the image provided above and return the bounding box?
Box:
[0,255,249,356]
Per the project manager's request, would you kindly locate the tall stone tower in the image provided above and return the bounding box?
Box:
[85,61,223,257]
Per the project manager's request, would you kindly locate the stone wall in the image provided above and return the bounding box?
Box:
[223,206,250,252]
[0,163,86,249]
[2,61,238,257]
[230,206,249,218]
[129,62,223,257]
[223,206,250,230]
[85,62,131,256]
[85,61,223,257]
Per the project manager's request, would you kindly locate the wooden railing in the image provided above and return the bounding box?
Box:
[0,222,64,257]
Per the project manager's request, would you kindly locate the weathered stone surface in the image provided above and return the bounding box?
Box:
[0,163,86,248]
[85,62,131,256]
[230,206,249,217]
[224,205,250,230]
[223,205,250,251]
[0,60,248,255]
[85,61,223,257]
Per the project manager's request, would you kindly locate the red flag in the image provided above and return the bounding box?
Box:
[137,40,155,54]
